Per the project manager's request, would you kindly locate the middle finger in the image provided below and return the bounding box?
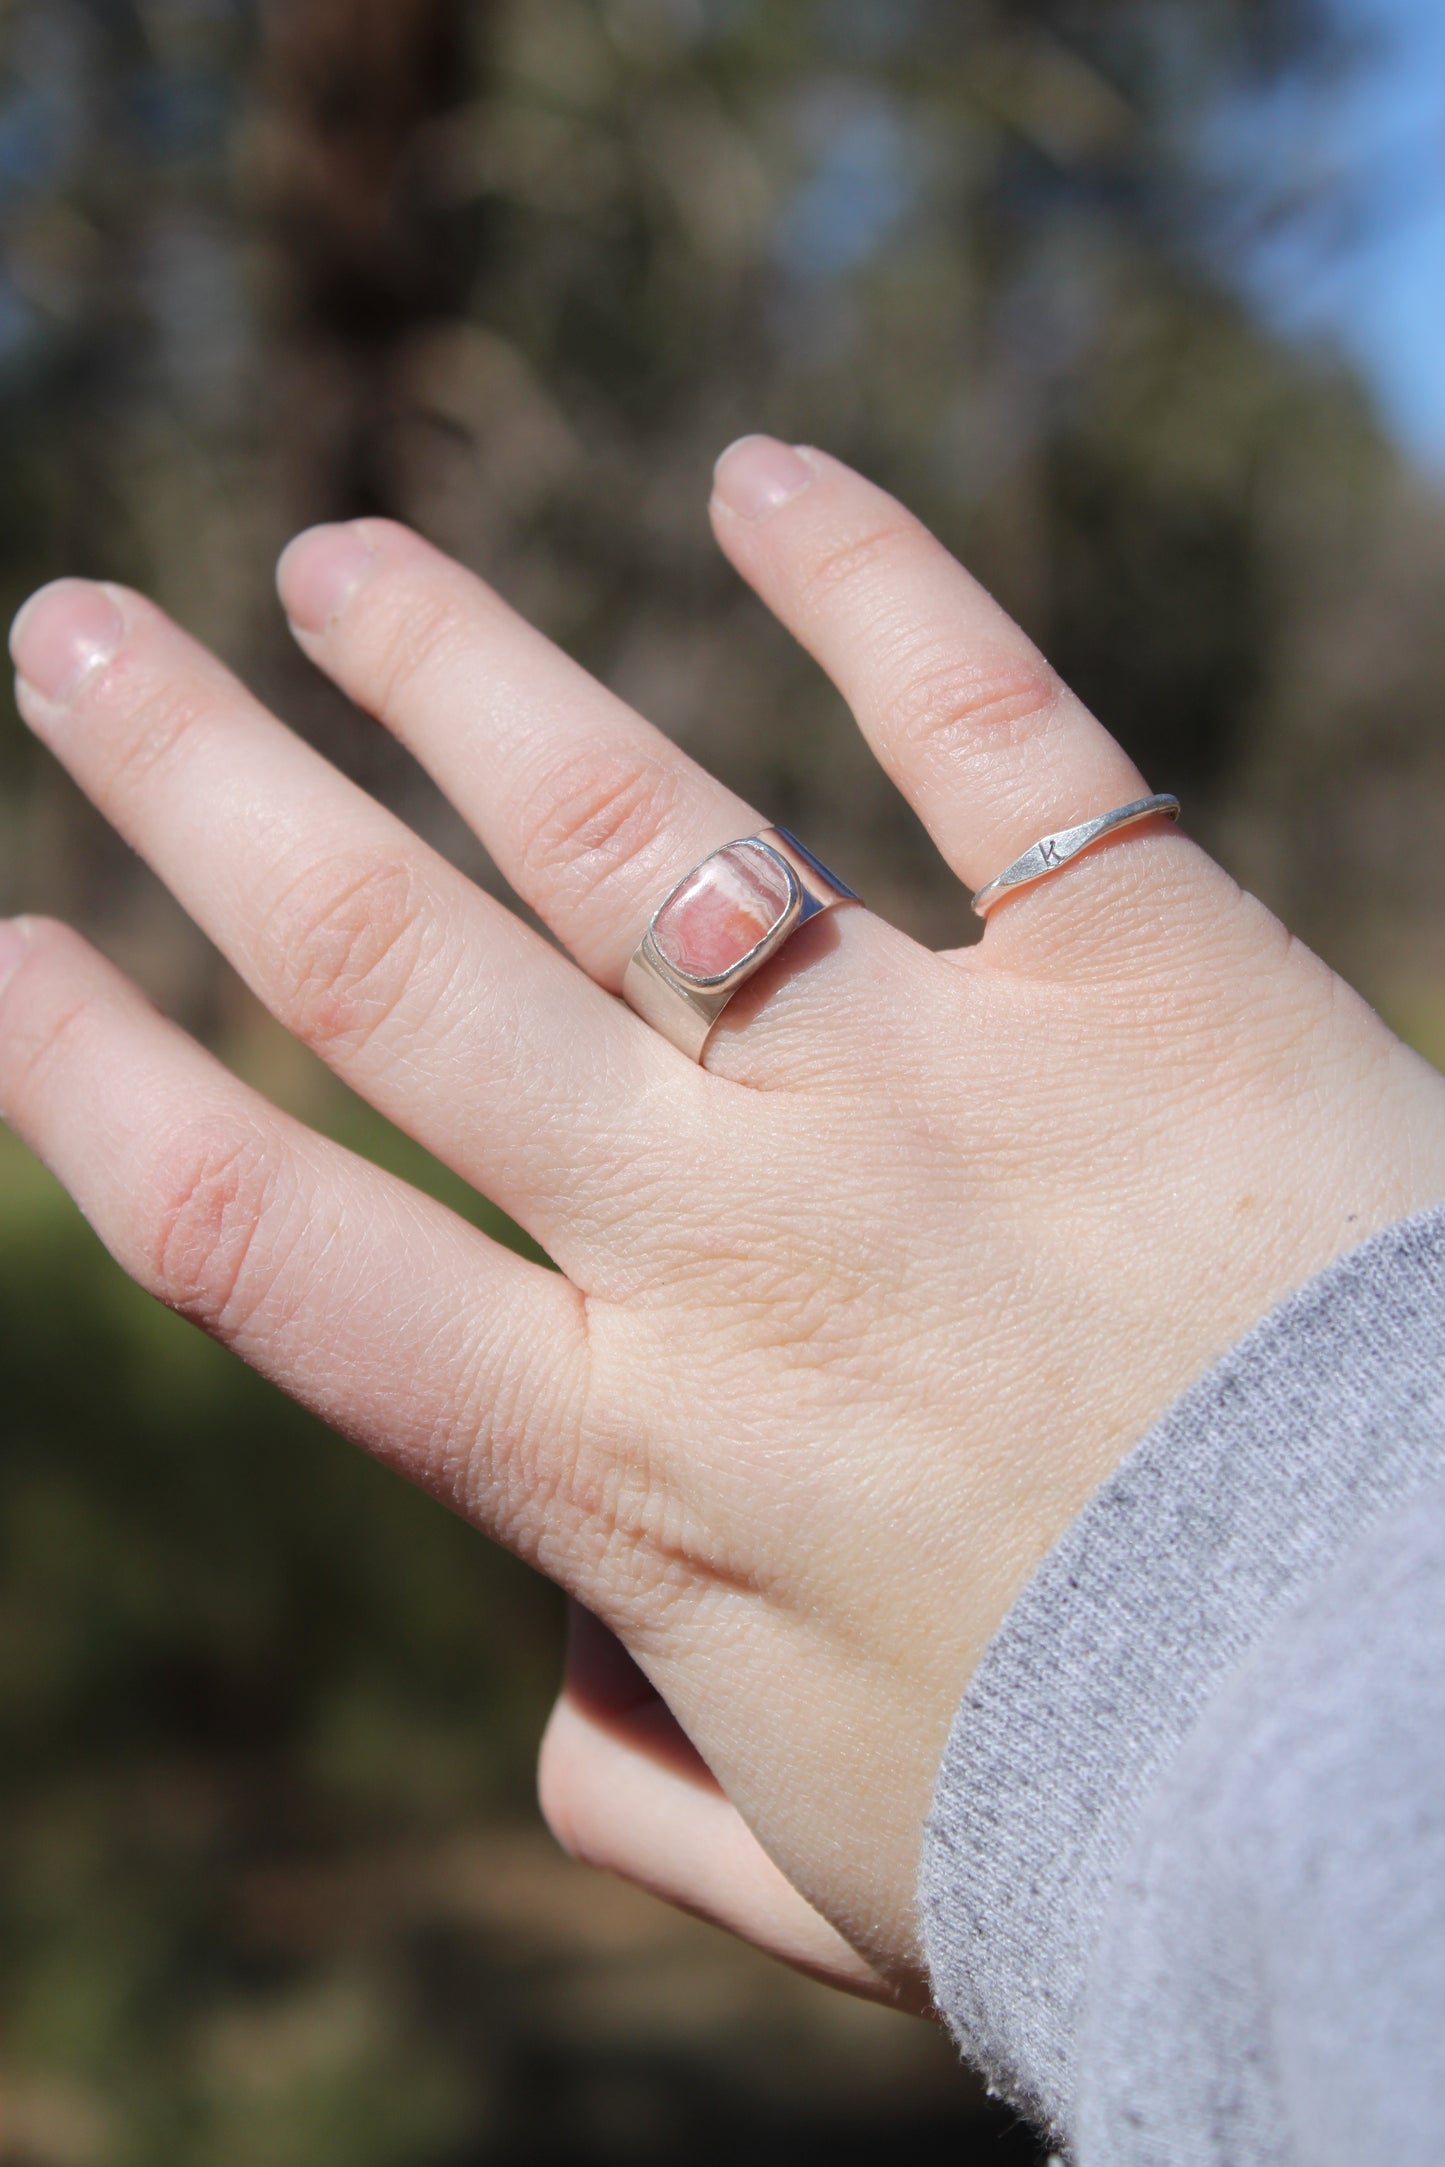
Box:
[278,521,932,1091]
[277,520,811,994]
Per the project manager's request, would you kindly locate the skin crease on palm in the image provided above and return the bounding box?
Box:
[3,440,1445,2015]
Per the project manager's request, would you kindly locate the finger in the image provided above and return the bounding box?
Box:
[278,519,865,1008]
[8,580,698,1259]
[0,918,590,1561]
[538,1606,894,2001]
[710,439,1182,919]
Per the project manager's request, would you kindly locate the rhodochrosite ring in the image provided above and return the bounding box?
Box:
[622,828,861,1060]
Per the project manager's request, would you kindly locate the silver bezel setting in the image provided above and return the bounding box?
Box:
[621,828,860,1061]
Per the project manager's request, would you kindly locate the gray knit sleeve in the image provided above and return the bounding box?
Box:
[918,1205,1445,2162]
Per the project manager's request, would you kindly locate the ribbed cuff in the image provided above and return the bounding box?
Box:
[918,1205,1445,2144]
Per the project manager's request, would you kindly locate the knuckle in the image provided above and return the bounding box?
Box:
[514,747,683,911]
[536,1720,640,1879]
[0,1005,90,1125]
[535,1719,590,1864]
[145,1121,285,1336]
[430,1291,594,1546]
[795,514,919,612]
[887,642,1063,757]
[92,674,219,812]
[0,921,110,1119]
[566,1438,752,1620]
[363,585,476,718]
[257,849,436,1056]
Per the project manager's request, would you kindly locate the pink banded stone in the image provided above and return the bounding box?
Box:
[652,843,794,981]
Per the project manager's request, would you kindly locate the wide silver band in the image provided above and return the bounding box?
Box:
[623,827,860,1061]
[971,793,1181,919]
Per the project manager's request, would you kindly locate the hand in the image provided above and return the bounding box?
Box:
[4,441,1444,2007]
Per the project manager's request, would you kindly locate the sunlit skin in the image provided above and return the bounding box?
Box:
[4,440,1445,2008]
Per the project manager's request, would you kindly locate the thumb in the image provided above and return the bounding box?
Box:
[538,1604,898,2004]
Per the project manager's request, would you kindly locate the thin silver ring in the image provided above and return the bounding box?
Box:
[971,794,1181,919]
[623,828,860,1061]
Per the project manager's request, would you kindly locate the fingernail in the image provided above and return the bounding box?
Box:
[713,437,815,521]
[0,918,33,999]
[10,581,125,704]
[278,524,377,634]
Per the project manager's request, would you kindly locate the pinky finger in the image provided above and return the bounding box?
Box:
[0,917,589,1551]
[538,1606,898,2005]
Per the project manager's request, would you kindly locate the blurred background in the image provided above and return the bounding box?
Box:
[1,0,1444,2160]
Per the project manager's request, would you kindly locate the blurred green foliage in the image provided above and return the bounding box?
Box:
[2,0,1444,2160]
[0,1112,561,2163]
